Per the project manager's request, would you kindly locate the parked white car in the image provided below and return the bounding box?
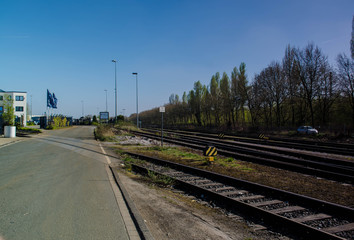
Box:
[297,126,318,135]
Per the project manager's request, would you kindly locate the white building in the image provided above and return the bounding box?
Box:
[0,89,27,126]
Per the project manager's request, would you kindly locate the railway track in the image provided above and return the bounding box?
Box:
[131,130,354,183]
[144,127,354,156]
[125,151,354,240]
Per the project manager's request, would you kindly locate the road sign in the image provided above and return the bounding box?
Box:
[159,107,165,113]
[204,146,217,156]
[100,112,109,120]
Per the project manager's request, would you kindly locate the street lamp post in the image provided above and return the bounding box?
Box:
[30,95,33,120]
[112,60,117,122]
[104,89,108,112]
[132,72,138,128]
[81,100,84,117]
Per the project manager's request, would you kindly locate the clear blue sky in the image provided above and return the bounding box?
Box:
[1,0,353,118]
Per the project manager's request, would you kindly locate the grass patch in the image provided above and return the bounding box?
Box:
[17,127,42,134]
[133,145,256,174]
[147,170,175,186]
[145,146,205,161]
[218,157,255,172]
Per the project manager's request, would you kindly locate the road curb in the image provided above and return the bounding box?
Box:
[0,138,24,148]
[109,166,155,240]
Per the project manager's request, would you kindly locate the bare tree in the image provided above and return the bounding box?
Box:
[351,16,354,59]
[337,53,354,126]
[295,43,328,127]
[251,73,269,127]
[316,65,338,127]
[283,45,301,127]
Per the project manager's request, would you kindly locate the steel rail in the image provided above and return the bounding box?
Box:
[131,130,354,183]
[143,127,354,156]
[170,132,354,170]
[141,128,354,170]
[126,151,354,240]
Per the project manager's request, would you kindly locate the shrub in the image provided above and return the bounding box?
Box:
[94,124,115,141]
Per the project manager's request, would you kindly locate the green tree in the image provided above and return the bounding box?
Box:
[210,73,220,125]
[231,67,240,127]
[93,115,98,123]
[201,85,212,126]
[220,72,232,126]
[237,62,249,127]
[192,81,203,126]
[2,94,15,126]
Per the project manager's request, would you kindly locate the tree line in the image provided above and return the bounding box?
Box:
[133,41,354,133]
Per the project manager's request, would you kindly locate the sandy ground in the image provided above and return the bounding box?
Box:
[104,141,292,240]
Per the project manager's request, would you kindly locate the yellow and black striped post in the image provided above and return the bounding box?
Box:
[258,133,269,140]
[218,133,225,139]
[204,146,217,163]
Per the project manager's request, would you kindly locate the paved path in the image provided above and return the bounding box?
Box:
[0,126,138,240]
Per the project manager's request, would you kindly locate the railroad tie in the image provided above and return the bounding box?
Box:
[214,187,236,192]
[292,213,332,223]
[237,195,264,201]
[250,200,283,207]
[168,171,186,176]
[199,183,224,188]
[179,176,203,181]
[269,206,305,214]
[322,223,354,234]
[219,190,249,197]
[194,179,213,184]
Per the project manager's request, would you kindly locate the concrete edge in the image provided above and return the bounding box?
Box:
[109,166,155,240]
[0,138,24,148]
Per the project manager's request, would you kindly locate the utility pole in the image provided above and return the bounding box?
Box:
[112,60,117,122]
[132,72,139,128]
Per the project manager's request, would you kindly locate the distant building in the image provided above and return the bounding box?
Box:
[0,89,27,126]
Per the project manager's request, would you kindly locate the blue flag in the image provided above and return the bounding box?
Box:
[52,93,58,109]
[47,89,53,108]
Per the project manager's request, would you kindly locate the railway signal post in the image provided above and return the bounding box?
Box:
[204,145,217,163]
[259,133,269,140]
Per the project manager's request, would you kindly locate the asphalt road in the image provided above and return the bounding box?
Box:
[0,126,130,240]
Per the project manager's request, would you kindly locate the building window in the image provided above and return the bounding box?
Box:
[15,106,24,112]
[0,96,3,101]
[16,96,24,101]
[0,106,3,112]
